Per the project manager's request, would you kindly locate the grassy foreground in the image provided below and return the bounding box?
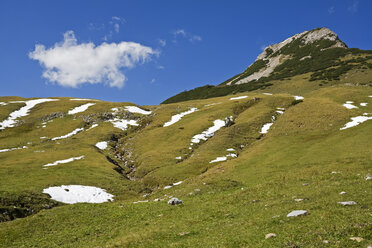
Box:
[0,82,371,247]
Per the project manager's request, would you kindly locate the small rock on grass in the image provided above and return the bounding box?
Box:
[338,201,356,206]
[168,197,182,205]
[265,233,276,239]
[350,237,364,242]
[287,210,307,217]
[339,191,346,195]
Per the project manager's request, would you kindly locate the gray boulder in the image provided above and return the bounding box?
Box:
[168,197,182,205]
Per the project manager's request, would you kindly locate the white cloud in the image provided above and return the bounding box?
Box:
[189,35,202,42]
[158,39,166,47]
[114,23,120,33]
[150,78,156,84]
[172,29,201,43]
[348,0,359,13]
[328,6,335,14]
[156,65,165,70]
[173,29,186,37]
[29,31,156,88]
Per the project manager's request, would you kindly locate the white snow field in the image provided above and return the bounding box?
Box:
[43,185,114,204]
[260,116,276,134]
[51,127,85,140]
[260,123,274,134]
[163,107,198,127]
[68,103,95,115]
[0,146,28,153]
[209,156,227,163]
[342,101,358,109]
[95,141,108,150]
[42,156,84,167]
[191,119,226,144]
[293,96,304,100]
[125,106,152,115]
[109,119,138,130]
[340,115,372,130]
[230,95,248,100]
[0,98,59,130]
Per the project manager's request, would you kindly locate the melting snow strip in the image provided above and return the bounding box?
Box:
[109,119,138,130]
[230,96,248,100]
[86,123,98,131]
[95,141,108,150]
[343,101,358,109]
[164,108,198,127]
[191,119,226,144]
[68,103,95,115]
[164,181,183,189]
[125,106,152,115]
[209,156,227,163]
[42,156,84,167]
[0,102,7,106]
[0,98,59,130]
[360,103,368,107]
[43,185,114,204]
[293,96,304,100]
[51,127,84,140]
[340,115,372,130]
[0,146,28,153]
[263,93,273,95]
[260,116,276,134]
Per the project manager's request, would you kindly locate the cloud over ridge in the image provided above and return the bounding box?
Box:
[29,31,156,88]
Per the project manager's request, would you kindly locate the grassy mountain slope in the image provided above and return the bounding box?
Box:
[0,83,371,246]
[162,28,372,104]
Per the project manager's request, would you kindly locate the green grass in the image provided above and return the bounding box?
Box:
[0,84,371,247]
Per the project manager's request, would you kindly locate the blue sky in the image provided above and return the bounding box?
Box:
[0,0,371,105]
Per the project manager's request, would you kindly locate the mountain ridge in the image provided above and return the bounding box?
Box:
[162,27,372,104]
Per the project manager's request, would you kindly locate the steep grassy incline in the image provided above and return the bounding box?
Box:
[0,84,371,247]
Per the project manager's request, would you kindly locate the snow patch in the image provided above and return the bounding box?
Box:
[191,119,225,144]
[343,101,358,109]
[164,108,198,127]
[51,127,84,140]
[209,156,227,163]
[293,96,304,100]
[42,156,84,167]
[125,106,152,115]
[109,119,138,130]
[260,123,273,134]
[43,185,114,204]
[0,99,59,130]
[68,103,95,115]
[360,103,368,107]
[0,146,27,153]
[0,102,7,106]
[263,93,272,95]
[95,141,108,150]
[340,115,372,130]
[230,96,248,100]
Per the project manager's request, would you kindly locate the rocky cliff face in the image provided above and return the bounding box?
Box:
[226,28,347,85]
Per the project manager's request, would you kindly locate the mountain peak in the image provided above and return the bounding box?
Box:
[257,27,347,61]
